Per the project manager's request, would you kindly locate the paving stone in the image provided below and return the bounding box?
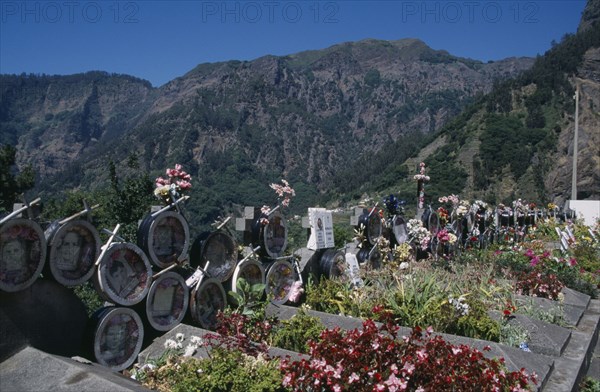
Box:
[562,287,591,309]
[0,346,150,392]
[515,294,585,327]
[489,311,572,357]
[544,299,600,392]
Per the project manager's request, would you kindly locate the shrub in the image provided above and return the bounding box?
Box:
[280,308,536,391]
[270,306,325,354]
[142,348,285,392]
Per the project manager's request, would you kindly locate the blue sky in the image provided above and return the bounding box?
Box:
[0,0,588,87]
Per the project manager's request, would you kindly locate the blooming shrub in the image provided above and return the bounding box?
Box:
[515,271,564,300]
[280,308,536,391]
[203,310,276,356]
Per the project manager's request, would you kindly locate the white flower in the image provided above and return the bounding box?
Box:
[190,335,203,346]
[399,262,409,270]
[183,344,197,357]
[164,339,180,350]
[175,333,185,342]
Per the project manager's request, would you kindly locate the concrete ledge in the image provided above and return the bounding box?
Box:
[0,346,149,392]
[543,299,600,392]
[489,311,572,357]
[138,323,307,366]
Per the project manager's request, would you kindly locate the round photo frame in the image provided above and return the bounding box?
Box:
[0,218,46,293]
[46,219,101,286]
[189,278,226,330]
[319,249,347,280]
[145,271,189,332]
[138,211,190,269]
[94,242,152,306]
[265,259,296,305]
[92,306,144,371]
[190,231,238,282]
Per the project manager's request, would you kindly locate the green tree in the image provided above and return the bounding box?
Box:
[104,154,155,241]
[0,144,35,213]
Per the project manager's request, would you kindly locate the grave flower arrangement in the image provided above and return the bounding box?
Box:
[413,162,430,182]
[407,219,431,251]
[437,228,457,245]
[513,199,529,218]
[154,164,192,205]
[436,206,450,226]
[439,194,459,205]
[456,199,471,217]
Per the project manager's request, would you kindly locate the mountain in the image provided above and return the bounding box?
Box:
[343,3,599,207]
[1,39,534,227]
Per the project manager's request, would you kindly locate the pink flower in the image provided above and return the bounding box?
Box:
[282,374,293,387]
[401,362,415,375]
[384,374,407,391]
[348,373,360,384]
[569,258,577,266]
[417,349,428,362]
[288,281,304,303]
[530,256,540,267]
[177,180,192,190]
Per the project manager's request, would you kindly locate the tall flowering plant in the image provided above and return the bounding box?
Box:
[260,179,295,225]
[154,164,192,204]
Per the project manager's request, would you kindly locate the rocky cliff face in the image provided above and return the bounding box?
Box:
[0,72,155,176]
[546,47,600,203]
[0,39,533,193]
